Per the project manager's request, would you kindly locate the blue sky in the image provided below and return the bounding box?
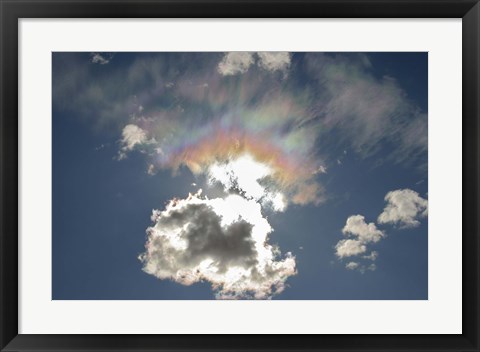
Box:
[52,52,428,300]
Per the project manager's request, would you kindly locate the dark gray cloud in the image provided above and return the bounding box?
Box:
[139,192,296,299]
[149,203,257,273]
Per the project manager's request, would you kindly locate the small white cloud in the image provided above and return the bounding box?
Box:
[218,52,255,76]
[314,165,327,174]
[257,52,291,73]
[377,189,428,228]
[342,215,384,243]
[147,164,156,175]
[335,216,383,268]
[119,124,147,154]
[217,52,291,76]
[346,261,376,273]
[363,251,378,261]
[345,262,359,270]
[118,124,156,160]
[335,239,366,258]
[90,52,112,65]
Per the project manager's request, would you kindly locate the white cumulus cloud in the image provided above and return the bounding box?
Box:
[139,191,296,299]
[378,189,428,228]
[335,215,383,268]
[118,124,156,160]
[257,52,291,73]
[121,124,147,149]
[335,239,367,258]
[217,52,255,76]
[218,52,291,76]
[342,214,384,243]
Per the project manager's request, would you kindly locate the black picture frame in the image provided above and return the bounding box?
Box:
[1,0,479,351]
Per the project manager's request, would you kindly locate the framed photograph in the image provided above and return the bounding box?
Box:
[1,0,479,351]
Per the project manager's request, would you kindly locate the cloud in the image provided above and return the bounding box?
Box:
[336,188,427,271]
[90,52,112,65]
[304,53,427,164]
[53,53,427,173]
[335,215,383,267]
[207,154,287,211]
[363,251,378,261]
[257,52,291,73]
[53,53,426,199]
[121,124,147,150]
[118,124,148,159]
[218,52,291,76]
[139,191,296,299]
[52,52,429,292]
[377,189,428,227]
[217,52,255,76]
[335,239,366,258]
[118,124,159,160]
[345,262,359,270]
[147,164,156,175]
[208,154,272,200]
[342,215,384,243]
[346,261,376,273]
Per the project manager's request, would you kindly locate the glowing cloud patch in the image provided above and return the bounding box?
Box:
[162,130,325,206]
[207,154,287,211]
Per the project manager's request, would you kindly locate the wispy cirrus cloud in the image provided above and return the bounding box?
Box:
[90,52,113,65]
[303,53,427,166]
[54,52,427,179]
